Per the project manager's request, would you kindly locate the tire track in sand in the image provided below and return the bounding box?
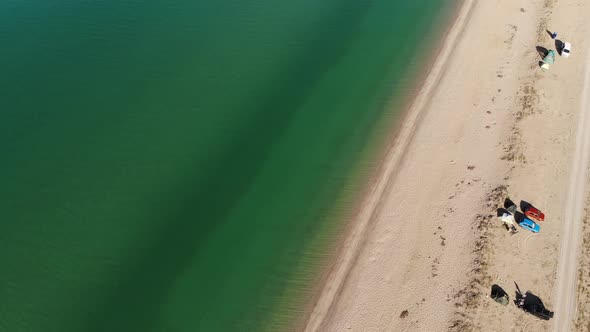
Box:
[552,48,590,332]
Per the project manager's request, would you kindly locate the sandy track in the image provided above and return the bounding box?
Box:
[553,48,590,332]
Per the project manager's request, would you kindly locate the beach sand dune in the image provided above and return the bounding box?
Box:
[304,0,590,331]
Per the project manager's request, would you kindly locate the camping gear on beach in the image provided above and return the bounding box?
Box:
[499,212,518,233]
[541,50,556,71]
[500,213,515,225]
[490,284,509,305]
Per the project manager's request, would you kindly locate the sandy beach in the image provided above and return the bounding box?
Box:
[303,0,590,331]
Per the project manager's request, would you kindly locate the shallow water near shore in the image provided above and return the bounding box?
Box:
[1,1,455,330]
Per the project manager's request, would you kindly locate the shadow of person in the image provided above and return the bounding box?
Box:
[536,46,548,59]
[514,281,522,294]
[546,29,554,38]
[514,281,523,306]
[555,39,564,54]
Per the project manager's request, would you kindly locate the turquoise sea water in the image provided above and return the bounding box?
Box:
[1,1,456,331]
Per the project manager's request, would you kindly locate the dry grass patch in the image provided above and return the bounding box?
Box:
[449,185,507,331]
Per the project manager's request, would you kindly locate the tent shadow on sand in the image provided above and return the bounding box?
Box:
[536,45,548,59]
[490,284,509,305]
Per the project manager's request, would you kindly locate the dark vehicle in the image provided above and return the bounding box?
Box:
[516,291,554,320]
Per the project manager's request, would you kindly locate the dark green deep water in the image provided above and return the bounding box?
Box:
[1,1,455,331]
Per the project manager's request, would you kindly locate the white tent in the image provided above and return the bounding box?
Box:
[500,213,516,226]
